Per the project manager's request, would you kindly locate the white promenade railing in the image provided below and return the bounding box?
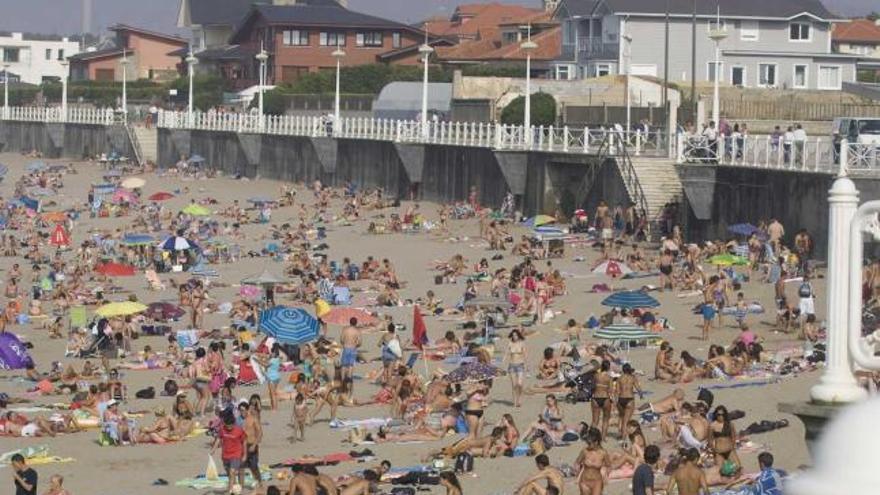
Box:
[676,133,880,175]
[0,106,115,126]
[156,110,669,156]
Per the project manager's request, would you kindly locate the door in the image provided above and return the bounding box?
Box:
[731,66,744,87]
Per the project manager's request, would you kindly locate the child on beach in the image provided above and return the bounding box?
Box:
[292,393,308,442]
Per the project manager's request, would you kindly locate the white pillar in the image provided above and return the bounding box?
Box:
[256,44,268,131]
[419,44,433,140]
[120,52,128,123]
[810,157,868,404]
[332,44,345,135]
[521,26,536,148]
[186,49,197,127]
[712,42,721,126]
[60,60,69,122]
[2,64,8,119]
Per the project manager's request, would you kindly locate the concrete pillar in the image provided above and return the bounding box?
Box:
[810,171,868,404]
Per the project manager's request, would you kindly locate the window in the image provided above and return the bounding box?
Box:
[707,61,722,82]
[758,63,777,87]
[57,49,64,60]
[95,68,115,81]
[2,48,19,63]
[740,20,759,41]
[356,32,383,47]
[392,32,401,48]
[319,32,345,47]
[595,64,611,77]
[45,48,52,60]
[556,64,574,80]
[281,65,309,82]
[818,65,841,90]
[731,66,745,87]
[282,30,309,46]
[789,22,811,41]
[793,64,808,88]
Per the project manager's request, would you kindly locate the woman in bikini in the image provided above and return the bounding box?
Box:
[658,250,674,291]
[506,329,527,408]
[615,363,642,439]
[709,405,741,469]
[464,381,488,439]
[576,428,608,495]
[590,360,613,440]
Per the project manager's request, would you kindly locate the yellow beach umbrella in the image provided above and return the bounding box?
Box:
[95,301,148,317]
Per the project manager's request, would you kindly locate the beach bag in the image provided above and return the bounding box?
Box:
[798,282,812,298]
[434,275,443,285]
[454,452,474,473]
[205,455,219,480]
[135,386,155,399]
[387,338,402,359]
[697,388,714,408]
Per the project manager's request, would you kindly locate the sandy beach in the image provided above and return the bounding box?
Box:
[0,150,820,495]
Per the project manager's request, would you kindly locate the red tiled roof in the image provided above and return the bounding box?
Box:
[437,26,561,62]
[833,19,880,44]
[423,3,544,39]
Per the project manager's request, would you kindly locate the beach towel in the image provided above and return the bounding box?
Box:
[277,452,354,467]
[176,330,199,349]
[175,471,271,490]
[623,271,660,279]
[333,286,351,305]
[699,379,778,391]
[330,418,398,430]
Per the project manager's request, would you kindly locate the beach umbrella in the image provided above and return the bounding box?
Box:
[709,254,749,267]
[181,204,211,216]
[727,223,760,237]
[258,307,320,345]
[145,302,185,321]
[159,236,198,251]
[594,324,661,344]
[49,224,70,247]
[241,269,285,286]
[247,196,273,204]
[122,233,154,246]
[592,260,633,278]
[522,215,556,228]
[18,196,40,212]
[95,262,137,277]
[601,290,660,309]
[95,301,148,317]
[322,308,377,326]
[41,211,67,223]
[0,332,35,370]
[445,362,505,384]
[121,177,146,189]
[148,192,174,201]
[26,160,47,173]
[240,285,262,300]
[188,154,206,164]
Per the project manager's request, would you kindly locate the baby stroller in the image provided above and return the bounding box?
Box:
[562,363,596,404]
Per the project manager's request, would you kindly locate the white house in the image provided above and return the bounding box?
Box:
[0,32,80,84]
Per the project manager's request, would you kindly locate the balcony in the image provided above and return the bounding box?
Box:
[578,36,618,61]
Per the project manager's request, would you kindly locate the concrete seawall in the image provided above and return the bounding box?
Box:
[677,164,880,258]
[0,121,133,160]
[156,128,631,217]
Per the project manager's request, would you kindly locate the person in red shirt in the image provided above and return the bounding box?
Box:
[212,412,246,493]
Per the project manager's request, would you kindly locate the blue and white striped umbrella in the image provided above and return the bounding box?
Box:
[601,291,660,309]
[594,324,661,343]
[159,236,198,251]
[259,307,320,345]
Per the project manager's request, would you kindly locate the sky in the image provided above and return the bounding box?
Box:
[0,0,875,37]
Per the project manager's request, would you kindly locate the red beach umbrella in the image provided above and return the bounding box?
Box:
[95,262,136,277]
[49,224,70,246]
[148,192,174,201]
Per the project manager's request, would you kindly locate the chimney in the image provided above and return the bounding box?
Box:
[82,0,92,35]
[543,0,559,12]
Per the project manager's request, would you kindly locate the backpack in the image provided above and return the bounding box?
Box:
[135,386,155,399]
[454,452,474,473]
[798,282,812,298]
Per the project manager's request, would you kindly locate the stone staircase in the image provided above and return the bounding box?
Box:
[627,157,684,221]
[132,126,158,164]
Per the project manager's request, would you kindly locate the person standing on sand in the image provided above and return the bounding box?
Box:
[212,412,246,494]
[242,401,263,491]
[340,318,361,395]
[575,428,607,495]
[11,454,37,495]
[666,448,708,495]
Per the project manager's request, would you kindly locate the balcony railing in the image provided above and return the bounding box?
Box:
[578,36,618,60]
[1,106,115,125]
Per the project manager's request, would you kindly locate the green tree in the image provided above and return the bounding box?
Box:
[500,92,557,127]
[261,89,289,115]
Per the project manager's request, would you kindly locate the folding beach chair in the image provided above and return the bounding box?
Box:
[69,306,88,331]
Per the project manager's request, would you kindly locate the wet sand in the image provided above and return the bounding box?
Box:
[0,151,818,494]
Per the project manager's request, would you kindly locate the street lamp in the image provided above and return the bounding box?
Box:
[332,42,345,135]
[622,32,632,142]
[520,25,537,148]
[708,8,727,128]
[2,63,9,120]
[60,59,69,122]
[255,43,269,129]
[120,50,129,123]
[419,43,433,139]
[186,48,198,126]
